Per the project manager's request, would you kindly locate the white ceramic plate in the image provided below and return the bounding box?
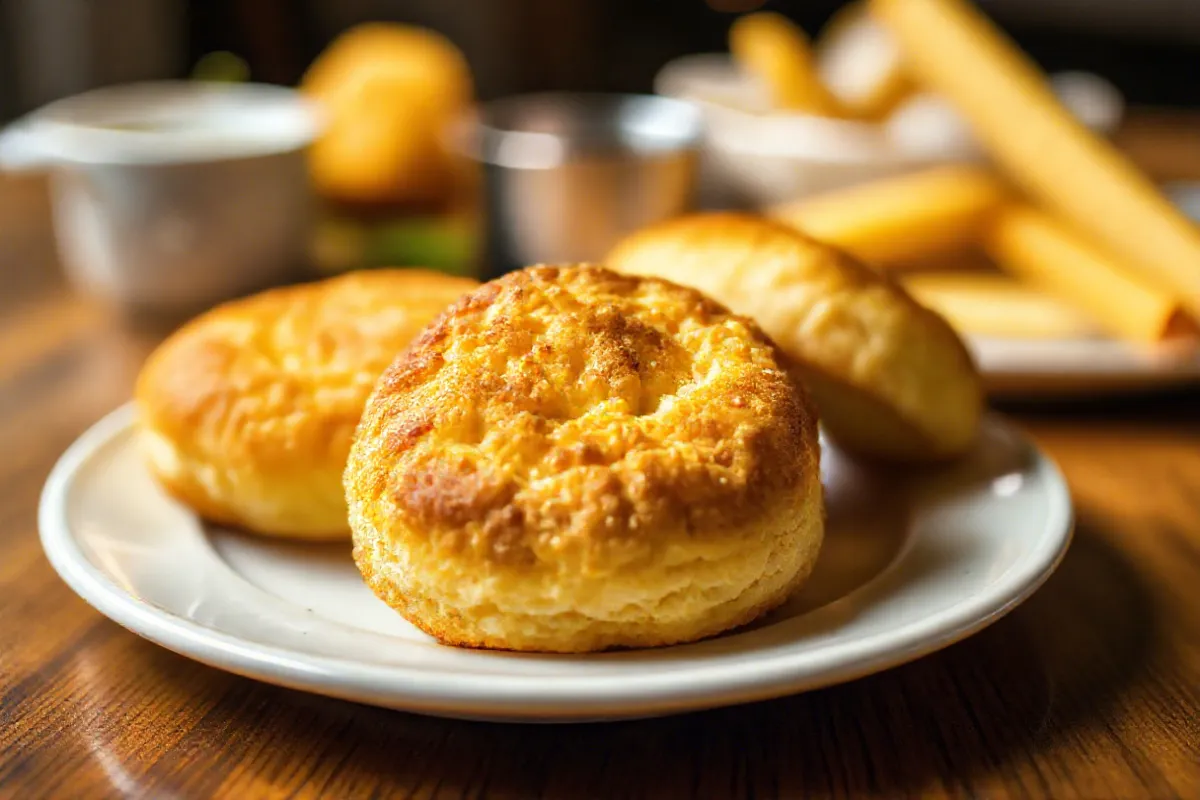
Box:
[41,405,1072,722]
[971,336,1200,398]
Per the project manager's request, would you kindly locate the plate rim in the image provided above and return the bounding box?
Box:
[40,404,1075,720]
[969,335,1200,381]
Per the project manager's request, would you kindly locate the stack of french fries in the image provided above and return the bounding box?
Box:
[730,0,1200,346]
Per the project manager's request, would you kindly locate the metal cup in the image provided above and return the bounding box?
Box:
[458,93,702,279]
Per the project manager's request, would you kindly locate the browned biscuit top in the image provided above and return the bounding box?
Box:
[347,265,820,575]
[137,268,478,473]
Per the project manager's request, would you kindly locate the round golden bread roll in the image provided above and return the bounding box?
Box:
[301,23,473,207]
[606,213,982,462]
[345,265,823,652]
[136,269,477,540]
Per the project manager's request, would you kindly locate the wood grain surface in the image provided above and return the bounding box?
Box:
[2,117,1200,799]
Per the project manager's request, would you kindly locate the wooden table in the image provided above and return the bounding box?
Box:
[2,119,1200,799]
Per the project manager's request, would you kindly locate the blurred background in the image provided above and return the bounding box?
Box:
[3,0,1200,367]
[2,0,1200,115]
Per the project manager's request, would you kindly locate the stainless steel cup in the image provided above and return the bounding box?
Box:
[458,93,702,279]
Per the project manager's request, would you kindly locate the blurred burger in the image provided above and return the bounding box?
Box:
[301,23,479,276]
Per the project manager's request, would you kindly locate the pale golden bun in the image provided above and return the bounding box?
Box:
[136,269,478,539]
[346,265,824,652]
[301,23,474,207]
[606,213,982,462]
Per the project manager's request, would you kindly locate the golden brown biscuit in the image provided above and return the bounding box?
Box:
[606,213,982,461]
[345,265,823,652]
[136,269,477,539]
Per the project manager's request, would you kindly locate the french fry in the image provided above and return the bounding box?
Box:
[729,12,844,115]
[770,165,1007,268]
[816,1,911,120]
[871,0,1200,317]
[984,205,1193,343]
[902,271,1096,340]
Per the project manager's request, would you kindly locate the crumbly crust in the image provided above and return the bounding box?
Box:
[346,265,824,651]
